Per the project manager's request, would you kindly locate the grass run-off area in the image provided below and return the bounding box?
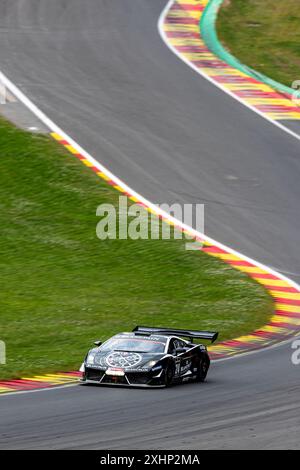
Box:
[0,117,273,380]
[218,0,300,88]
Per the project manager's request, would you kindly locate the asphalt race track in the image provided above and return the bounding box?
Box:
[0,0,300,449]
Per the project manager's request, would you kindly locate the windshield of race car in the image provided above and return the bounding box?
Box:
[100,337,166,353]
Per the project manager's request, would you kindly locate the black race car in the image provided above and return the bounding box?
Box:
[79,326,218,387]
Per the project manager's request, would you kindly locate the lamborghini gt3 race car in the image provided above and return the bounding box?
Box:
[79,326,218,387]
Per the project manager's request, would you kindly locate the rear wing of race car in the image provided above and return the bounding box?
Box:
[133,326,219,343]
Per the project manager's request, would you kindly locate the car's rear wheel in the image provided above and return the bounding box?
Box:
[196,357,209,382]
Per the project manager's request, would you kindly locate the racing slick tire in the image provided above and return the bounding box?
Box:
[196,357,210,382]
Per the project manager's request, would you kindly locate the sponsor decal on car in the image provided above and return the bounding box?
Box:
[106,351,142,368]
[180,360,192,375]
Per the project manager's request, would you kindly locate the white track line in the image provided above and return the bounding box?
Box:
[0,383,78,398]
[0,70,299,291]
[2,331,300,399]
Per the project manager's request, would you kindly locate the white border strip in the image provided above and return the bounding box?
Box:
[1,331,300,398]
[0,1,299,398]
[0,66,299,291]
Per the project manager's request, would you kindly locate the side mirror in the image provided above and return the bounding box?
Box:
[94,340,102,347]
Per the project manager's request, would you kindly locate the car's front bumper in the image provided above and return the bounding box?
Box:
[81,366,165,387]
[80,379,165,388]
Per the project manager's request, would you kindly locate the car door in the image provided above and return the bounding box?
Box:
[168,338,192,378]
[175,339,193,377]
[167,338,181,378]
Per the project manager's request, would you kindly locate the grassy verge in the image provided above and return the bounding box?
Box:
[0,118,273,380]
[218,0,300,88]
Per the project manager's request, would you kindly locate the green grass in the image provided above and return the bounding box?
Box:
[218,0,300,88]
[0,118,273,380]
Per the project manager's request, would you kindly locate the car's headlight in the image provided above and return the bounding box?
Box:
[145,360,162,370]
[152,364,163,372]
[86,352,96,365]
[144,360,157,368]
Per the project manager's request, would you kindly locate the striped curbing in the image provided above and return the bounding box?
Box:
[50,133,300,362]
[163,0,300,121]
[1,1,300,395]
[1,129,299,394]
[0,372,81,394]
[203,245,300,358]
